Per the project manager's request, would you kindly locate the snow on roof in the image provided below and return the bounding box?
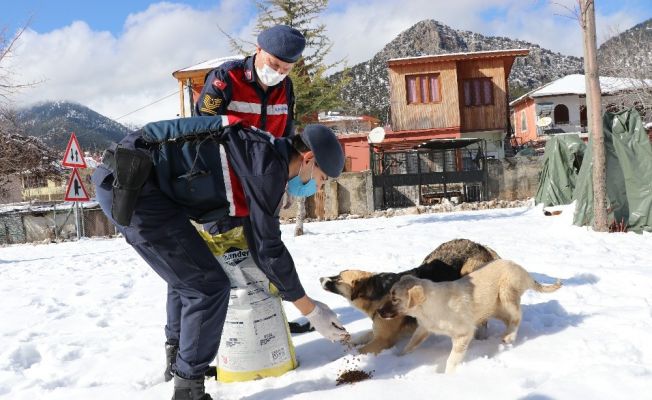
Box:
[511,74,652,106]
[0,201,100,214]
[174,56,242,74]
[319,115,365,122]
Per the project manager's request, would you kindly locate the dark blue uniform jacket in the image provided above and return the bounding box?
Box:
[108,116,305,301]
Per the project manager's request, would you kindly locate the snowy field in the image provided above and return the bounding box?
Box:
[1,203,651,399]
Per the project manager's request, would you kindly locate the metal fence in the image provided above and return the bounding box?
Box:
[370,139,488,210]
[0,202,116,245]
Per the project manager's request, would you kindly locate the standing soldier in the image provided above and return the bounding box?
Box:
[194,24,304,137]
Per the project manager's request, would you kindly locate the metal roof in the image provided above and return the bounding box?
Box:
[370,138,483,152]
[388,49,529,67]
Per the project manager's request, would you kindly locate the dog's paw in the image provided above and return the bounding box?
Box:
[349,330,373,346]
[502,332,517,344]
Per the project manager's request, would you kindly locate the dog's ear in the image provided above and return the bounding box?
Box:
[350,281,360,300]
[365,273,399,301]
[407,285,426,308]
[377,273,400,293]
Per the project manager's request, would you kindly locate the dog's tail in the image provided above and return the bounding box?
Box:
[531,278,562,293]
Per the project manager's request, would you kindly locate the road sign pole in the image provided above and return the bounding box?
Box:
[74,201,81,240]
[80,202,86,237]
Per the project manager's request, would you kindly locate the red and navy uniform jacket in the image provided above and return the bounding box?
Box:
[194,55,295,218]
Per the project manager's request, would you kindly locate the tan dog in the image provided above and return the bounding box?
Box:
[378,259,562,373]
[320,239,500,354]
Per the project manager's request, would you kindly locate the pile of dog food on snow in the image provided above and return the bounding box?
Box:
[335,343,374,385]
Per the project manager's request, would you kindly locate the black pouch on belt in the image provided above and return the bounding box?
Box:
[111,146,153,226]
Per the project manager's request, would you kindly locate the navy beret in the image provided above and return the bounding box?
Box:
[301,124,345,178]
[257,25,306,63]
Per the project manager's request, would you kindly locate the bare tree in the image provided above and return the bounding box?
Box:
[1,22,58,200]
[598,25,652,119]
[0,107,61,199]
[578,0,608,231]
[1,20,38,102]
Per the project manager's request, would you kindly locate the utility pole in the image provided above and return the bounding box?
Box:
[579,0,608,231]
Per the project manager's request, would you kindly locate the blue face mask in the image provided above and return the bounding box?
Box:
[287,163,318,197]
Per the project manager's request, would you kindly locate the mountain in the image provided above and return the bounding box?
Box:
[16,101,131,152]
[334,19,584,122]
[598,17,652,78]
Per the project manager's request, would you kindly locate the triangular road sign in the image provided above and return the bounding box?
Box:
[62,132,87,168]
[64,169,90,201]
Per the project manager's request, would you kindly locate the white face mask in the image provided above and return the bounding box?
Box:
[255,63,287,87]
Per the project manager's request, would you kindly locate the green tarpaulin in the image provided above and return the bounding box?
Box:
[573,109,652,233]
[534,134,586,206]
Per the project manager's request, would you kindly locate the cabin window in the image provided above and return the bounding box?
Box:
[463,78,494,107]
[405,73,441,104]
[554,104,570,125]
[521,110,527,132]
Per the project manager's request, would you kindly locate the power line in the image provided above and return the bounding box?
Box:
[113,90,179,121]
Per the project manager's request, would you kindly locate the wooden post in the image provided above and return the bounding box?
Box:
[178,80,185,118]
[186,78,195,117]
[580,0,608,231]
[416,151,422,206]
[294,197,305,236]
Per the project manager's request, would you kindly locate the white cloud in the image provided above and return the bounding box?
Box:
[9,1,256,126]
[5,0,648,126]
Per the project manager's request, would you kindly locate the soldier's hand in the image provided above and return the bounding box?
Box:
[304,300,350,342]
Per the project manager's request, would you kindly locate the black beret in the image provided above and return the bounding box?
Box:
[257,25,306,63]
[301,124,345,178]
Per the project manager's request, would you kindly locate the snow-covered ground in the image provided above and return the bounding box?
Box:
[1,204,651,399]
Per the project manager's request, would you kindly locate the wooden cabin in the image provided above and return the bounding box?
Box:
[340,49,529,171]
[388,49,529,156]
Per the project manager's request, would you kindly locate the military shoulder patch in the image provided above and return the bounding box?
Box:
[212,78,227,90]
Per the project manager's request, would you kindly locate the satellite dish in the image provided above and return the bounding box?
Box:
[367,127,386,143]
[536,116,552,127]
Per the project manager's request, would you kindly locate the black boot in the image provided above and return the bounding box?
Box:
[164,342,179,382]
[172,375,213,400]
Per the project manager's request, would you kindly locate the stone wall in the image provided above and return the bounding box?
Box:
[486,157,543,201]
[0,214,25,244]
[279,171,374,220]
[281,156,543,220]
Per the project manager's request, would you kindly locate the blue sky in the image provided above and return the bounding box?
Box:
[3,1,243,34]
[2,0,650,125]
[3,1,249,35]
[4,0,650,36]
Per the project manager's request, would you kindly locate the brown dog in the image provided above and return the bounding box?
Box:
[378,259,562,373]
[319,239,499,354]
